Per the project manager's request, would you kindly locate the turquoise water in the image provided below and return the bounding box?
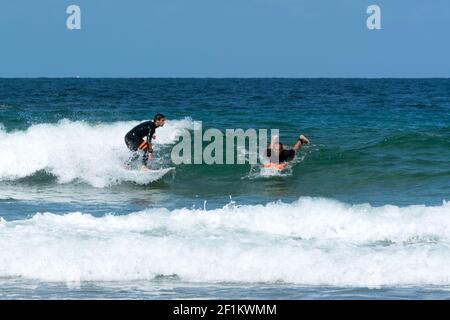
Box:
[0,78,449,299]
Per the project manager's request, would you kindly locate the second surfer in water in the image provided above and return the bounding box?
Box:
[264,134,310,170]
[124,113,166,170]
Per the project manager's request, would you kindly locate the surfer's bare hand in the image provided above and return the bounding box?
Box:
[299,134,310,145]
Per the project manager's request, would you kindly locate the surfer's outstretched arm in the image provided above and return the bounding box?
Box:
[293,134,310,151]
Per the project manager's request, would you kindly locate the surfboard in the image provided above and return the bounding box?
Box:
[119,167,175,184]
[261,163,288,171]
[258,162,292,177]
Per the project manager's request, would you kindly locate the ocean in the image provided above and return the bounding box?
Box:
[0,78,449,299]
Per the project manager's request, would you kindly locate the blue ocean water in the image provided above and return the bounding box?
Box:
[0,78,449,299]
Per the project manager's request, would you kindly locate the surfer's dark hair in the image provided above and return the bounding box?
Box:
[154,113,165,121]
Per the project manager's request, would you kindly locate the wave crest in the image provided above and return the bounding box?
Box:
[0,118,193,187]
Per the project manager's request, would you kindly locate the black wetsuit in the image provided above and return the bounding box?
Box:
[266,148,295,163]
[279,149,295,162]
[124,120,156,165]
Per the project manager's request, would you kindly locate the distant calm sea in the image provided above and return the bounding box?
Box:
[0,79,449,299]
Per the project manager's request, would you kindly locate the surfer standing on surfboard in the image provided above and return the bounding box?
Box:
[124,113,165,171]
[264,134,310,170]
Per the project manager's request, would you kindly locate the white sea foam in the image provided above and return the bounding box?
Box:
[1,197,450,286]
[0,119,193,187]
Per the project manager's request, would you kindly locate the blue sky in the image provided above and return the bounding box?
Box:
[0,0,449,77]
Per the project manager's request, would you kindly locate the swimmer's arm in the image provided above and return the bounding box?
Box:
[293,138,302,151]
[293,134,309,151]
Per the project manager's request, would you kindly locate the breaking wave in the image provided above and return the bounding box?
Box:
[1,197,450,286]
[0,118,193,187]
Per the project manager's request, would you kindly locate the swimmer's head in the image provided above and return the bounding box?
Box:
[272,143,284,152]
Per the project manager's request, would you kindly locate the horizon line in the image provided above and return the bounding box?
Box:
[0,76,449,80]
